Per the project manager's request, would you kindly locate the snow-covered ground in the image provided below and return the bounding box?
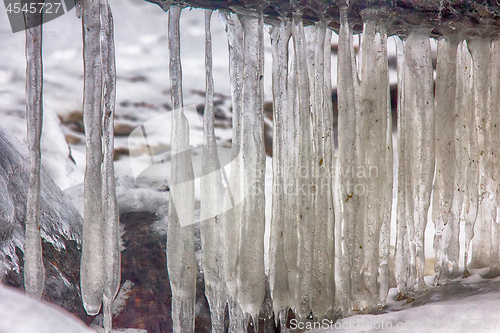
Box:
[0,0,496,331]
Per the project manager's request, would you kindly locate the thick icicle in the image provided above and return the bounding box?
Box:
[200,10,226,333]
[468,37,492,269]
[454,41,472,274]
[81,0,104,316]
[292,13,313,318]
[100,1,120,332]
[269,19,292,317]
[459,40,479,273]
[432,37,459,283]
[236,12,266,323]
[166,6,196,333]
[309,18,335,319]
[357,9,391,309]
[219,11,246,333]
[395,36,412,297]
[405,29,435,293]
[23,10,45,299]
[336,5,359,314]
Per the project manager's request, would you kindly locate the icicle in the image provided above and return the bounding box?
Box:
[292,12,313,319]
[100,0,120,331]
[81,0,104,316]
[286,27,299,312]
[23,10,45,299]
[395,36,412,297]
[336,5,359,314]
[323,27,336,315]
[166,6,196,333]
[405,28,435,293]
[357,9,391,309]
[468,37,492,269]
[268,19,292,317]
[458,40,479,273]
[200,10,226,333]
[309,18,335,319]
[454,41,472,274]
[432,37,459,283]
[489,38,500,276]
[219,11,246,333]
[235,12,266,324]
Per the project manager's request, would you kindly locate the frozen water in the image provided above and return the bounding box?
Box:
[23,16,45,299]
[166,6,197,333]
[101,0,121,331]
[200,9,226,333]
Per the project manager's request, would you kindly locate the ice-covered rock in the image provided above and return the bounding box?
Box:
[0,125,88,321]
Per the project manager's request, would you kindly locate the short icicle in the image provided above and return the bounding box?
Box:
[235,11,266,326]
[23,5,45,300]
[166,6,197,333]
[200,10,226,333]
[336,4,359,315]
[81,0,104,315]
[432,37,459,283]
[100,0,120,331]
[218,11,247,333]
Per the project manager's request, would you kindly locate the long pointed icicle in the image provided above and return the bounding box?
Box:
[167,6,197,333]
[23,9,45,300]
[100,0,120,332]
[269,19,292,318]
[405,29,435,293]
[218,11,246,333]
[200,10,226,333]
[468,37,492,269]
[292,13,313,319]
[236,11,266,324]
[81,0,104,316]
[336,5,359,315]
[357,9,390,309]
[433,37,459,284]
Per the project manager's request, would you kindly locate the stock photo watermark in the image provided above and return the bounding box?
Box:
[290,317,500,331]
[3,0,75,33]
[128,107,381,226]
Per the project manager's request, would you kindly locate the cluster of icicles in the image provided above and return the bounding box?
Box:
[22,0,120,332]
[20,0,500,332]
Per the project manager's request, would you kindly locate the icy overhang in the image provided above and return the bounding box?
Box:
[145,0,500,38]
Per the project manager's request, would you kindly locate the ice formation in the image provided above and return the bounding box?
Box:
[81,0,120,330]
[200,9,226,333]
[20,0,500,331]
[23,11,45,299]
[100,0,121,331]
[166,6,197,333]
